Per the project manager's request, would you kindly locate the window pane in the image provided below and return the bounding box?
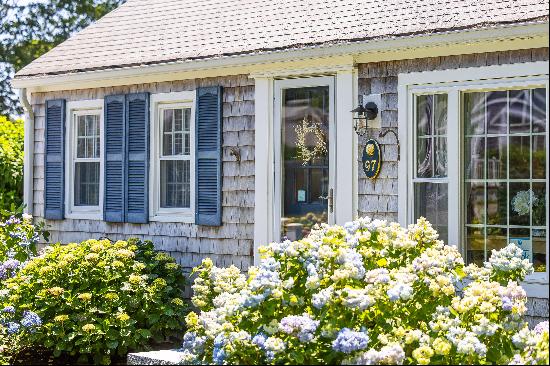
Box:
[163,133,173,156]
[464,92,485,135]
[509,89,530,134]
[533,182,546,227]
[160,160,190,208]
[184,108,191,131]
[416,95,432,136]
[509,182,530,226]
[416,137,432,178]
[533,229,546,272]
[486,91,507,135]
[487,227,508,257]
[174,132,183,155]
[434,94,447,135]
[533,135,546,179]
[532,88,546,133]
[434,137,447,177]
[486,136,507,180]
[414,182,448,243]
[509,135,530,179]
[465,182,485,225]
[487,182,507,225]
[466,226,485,266]
[74,162,100,206]
[464,137,485,179]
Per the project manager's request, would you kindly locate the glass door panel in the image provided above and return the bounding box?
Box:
[279,84,331,241]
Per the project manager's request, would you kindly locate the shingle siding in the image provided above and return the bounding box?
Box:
[31,74,255,274]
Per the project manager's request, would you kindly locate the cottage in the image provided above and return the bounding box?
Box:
[11,0,549,323]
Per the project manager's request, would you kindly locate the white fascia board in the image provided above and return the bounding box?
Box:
[12,21,548,92]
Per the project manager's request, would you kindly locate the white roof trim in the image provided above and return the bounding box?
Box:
[12,21,548,91]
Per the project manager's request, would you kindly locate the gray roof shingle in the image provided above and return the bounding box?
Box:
[14,0,549,78]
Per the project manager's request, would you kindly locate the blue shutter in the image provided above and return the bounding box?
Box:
[125,92,149,223]
[44,99,65,220]
[195,86,222,226]
[104,95,126,222]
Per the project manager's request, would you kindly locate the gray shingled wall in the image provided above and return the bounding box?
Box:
[31,75,255,276]
[357,47,549,323]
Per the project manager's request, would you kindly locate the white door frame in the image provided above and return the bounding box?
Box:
[273,76,336,241]
[253,68,358,264]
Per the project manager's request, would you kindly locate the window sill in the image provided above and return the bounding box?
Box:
[149,212,194,223]
[65,211,103,221]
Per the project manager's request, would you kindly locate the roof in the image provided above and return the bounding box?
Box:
[14,0,549,79]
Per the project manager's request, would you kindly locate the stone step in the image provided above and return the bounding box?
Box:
[127,350,184,365]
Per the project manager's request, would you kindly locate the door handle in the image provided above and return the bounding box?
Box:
[319,188,334,213]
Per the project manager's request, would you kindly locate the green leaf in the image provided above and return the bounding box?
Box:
[138,329,153,339]
[106,340,119,349]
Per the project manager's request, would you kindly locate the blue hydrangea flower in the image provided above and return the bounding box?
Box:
[21,311,42,329]
[2,305,15,314]
[279,314,319,342]
[7,322,21,334]
[332,328,370,353]
[501,296,513,311]
[252,333,267,349]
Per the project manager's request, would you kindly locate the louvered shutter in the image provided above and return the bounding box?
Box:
[44,99,66,220]
[104,95,126,222]
[195,86,223,226]
[125,93,150,223]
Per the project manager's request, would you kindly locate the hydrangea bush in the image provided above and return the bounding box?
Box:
[181,217,549,365]
[1,238,187,364]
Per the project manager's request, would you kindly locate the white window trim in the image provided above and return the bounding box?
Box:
[398,61,549,298]
[65,99,104,220]
[149,91,196,223]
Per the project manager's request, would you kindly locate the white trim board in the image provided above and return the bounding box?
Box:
[398,61,549,298]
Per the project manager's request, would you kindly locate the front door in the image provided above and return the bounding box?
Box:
[274,77,335,241]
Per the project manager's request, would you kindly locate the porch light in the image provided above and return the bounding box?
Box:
[351,101,378,136]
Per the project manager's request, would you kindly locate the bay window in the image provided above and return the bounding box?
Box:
[399,62,549,296]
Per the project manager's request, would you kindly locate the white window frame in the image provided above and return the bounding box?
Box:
[149,91,196,222]
[65,99,104,220]
[398,61,549,298]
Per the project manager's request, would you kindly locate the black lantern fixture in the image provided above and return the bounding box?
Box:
[351,101,378,136]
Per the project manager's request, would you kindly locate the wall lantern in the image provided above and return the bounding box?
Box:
[351,102,378,136]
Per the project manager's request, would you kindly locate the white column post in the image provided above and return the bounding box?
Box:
[335,68,358,225]
[253,77,273,265]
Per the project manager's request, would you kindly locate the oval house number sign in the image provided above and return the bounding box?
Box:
[362,139,382,179]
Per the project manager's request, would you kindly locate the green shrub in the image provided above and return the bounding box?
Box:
[0,116,24,214]
[2,238,187,364]
[180,217,549,365]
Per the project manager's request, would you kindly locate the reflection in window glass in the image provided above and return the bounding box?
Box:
[464,88,547,272]
[413,94,448,243]
[281,86,330,241]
